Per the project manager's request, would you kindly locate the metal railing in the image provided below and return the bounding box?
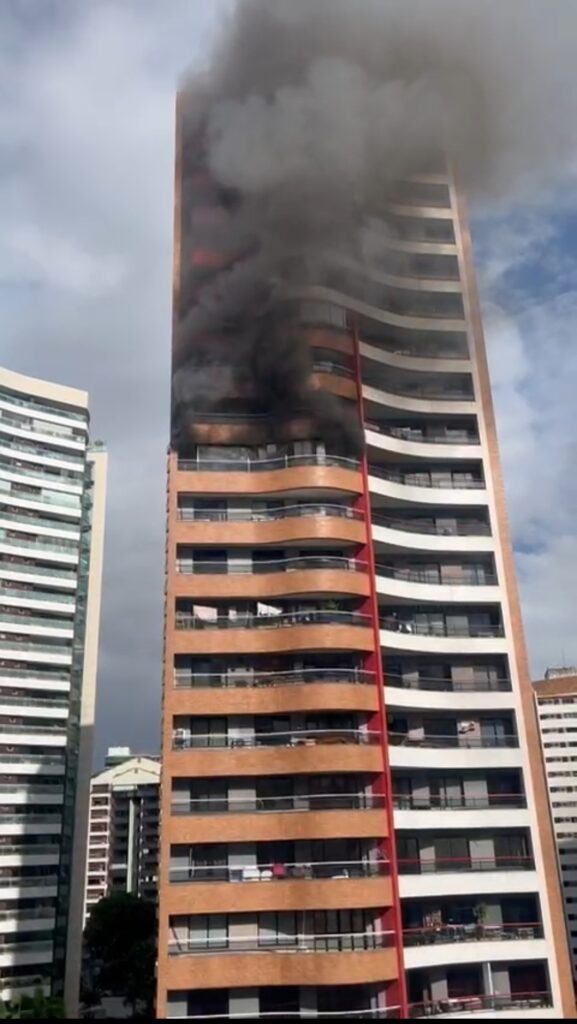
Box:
[403,921,543,947]
[0,610,74,631]
[368,465,484,489]
[167,1008,401,1021]
[0,844,60,856]
[0,440,84,467]
[172,728,378,751]
[0,510,80,534]
[0,639,72,655]
[0,532,79,556]
[177,454,360,473]
[408,992,552,1017]
[174,667,374,690]
[168,929,393,957]
[388,731,518,750]
[384,672,510,693]
[0,668,70,682]
[176,610,371,631]
[380,618,504,638]
[0,722,66,735]
[176,555,366,576]
[0,753,65,765]
[177,503,362,523]
[169,858,388,884]
[0,490,80,511]
[366,423,479,445]
[375,564,496,586]
[393,793,526,811]
[0,562,77,581]
[0,586,75,604]
[398,855,535,875]
[312,361,355,379]
[0,694,69,709]
[0,813,62,824]
[0,462,82,489]
[0,876,58,889]
[371,514,490,537]
[172,792,385,816]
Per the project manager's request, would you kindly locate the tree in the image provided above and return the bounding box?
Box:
[84,893,156,1017]
[0,989,64,1019]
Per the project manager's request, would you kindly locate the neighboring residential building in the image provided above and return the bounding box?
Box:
[0,367,106,1012]
[84,749,160,925]
[534,667,577,980]
[155,99,575,1019]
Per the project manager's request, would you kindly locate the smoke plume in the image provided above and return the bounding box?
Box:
[173,0,577,453]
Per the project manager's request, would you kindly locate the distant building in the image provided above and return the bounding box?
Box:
[84,749,160,925]
[0,367,106,1012]
[534,668,577,979]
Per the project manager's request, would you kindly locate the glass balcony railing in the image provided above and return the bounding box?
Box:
[168,928,393,957]
[372,514,491,537]
[375,565,497,586]
[0,753,65,765]
[177,503,363,523]
[388,732,518,750]
[0,875,58,888]
[174,667,374,689]
[0,510,80,534]
[0,611,74,631]
[408,993,552,1018]
[366,423,479,445]
[398,855,535,874]
[176,609,371,631]
[393,793,526,811]
[0,694,69,709]
[0,844,59,856]
[177,454,360,473]
[172,727,379,751]
[403,921,543,947]
[0,668,70,682]
[176,555,367,576]
[380,617,504,638]
[169,857,388,884]
[0,532,79,556]
[0,563,77,581]
[0,462,82,489]
[384,672,510,693]
[0,490,80,511]
[0,639,72,656]
[0,722,67,735]
[0,586,75,604]
[172,791,385,816]
[0,440,84,467]
[367,465,484,489]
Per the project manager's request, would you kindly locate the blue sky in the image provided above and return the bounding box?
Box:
[0,1,575,762]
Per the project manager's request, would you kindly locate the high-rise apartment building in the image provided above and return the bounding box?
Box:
[0,368,106,1012]
[156,99,575,1019]
[534,668,577,981]
[84,748,160,925]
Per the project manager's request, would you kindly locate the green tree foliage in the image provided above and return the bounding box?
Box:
[0,988,64,1018]
[84,893,156,1016]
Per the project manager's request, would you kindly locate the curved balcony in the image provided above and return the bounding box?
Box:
[311,362,358,401]
[174,555,370,601]
[175,502,366,547]
[168,928,394,959]
[375,564,498,605]
[169,667,379,717]
[173,609,374,657]
[408,992,553,1019]
[363,384,475,417]
[379,618,506,656]
[367,466,486,507]
[393,793,529,832]
[384,674,513,713]
[360,340,468,376]
[366,425,481,462]
[295,284,463,335]
[404,920,543,948]
[371,514,493,554]
[162,942,397,993]
[165,860,391,915]
[398,855,537,902]
[167,729,382,778]
[175,453,362,498]
[388,730,520,771]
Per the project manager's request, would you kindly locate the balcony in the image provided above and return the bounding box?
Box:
[177,453,359,473]
[408,992,552,1018]
[380,617,504,640]
[175,502,366,549]
[375,565,497,601]
[174,555,369,601]
[172,791,385,817]
[388,733,518,751]
[368,467,484,491]
[367,424,480,447]
[399,855,535,875]
[404,921,543,948]
[172,726,379,752]
[373,515,490,538]
[393,793,526,812]
[174,666,375,690]
[384,671,509,694]
[176,555,366,576]
[169,857,388,885]
[168,928,394,958]
[177,503,362,523]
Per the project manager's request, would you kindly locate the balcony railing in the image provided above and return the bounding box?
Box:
[393,793,526,811]
[389,732,518,750]
[403,921,543,947]
[0,532,79,556]
[0,844,59,856]
[0,510,80,534]
[380,618,504,639]
[0,668,70,682]
[384,672,510,693]
[0,586,75,604]
[169,858,388,884]
[0,462,81,489]
[0,753,65,765]
[0,490,80,511]
[367,465,484,489]
[408,992,552,1018]
[174,667,375,690]
[366,382,473,401]
[172,791,384,816]
[168,928,393,957]
[0,722,66,735]
[0,611,73,631]
[0,563,77,581]
[312,361,355,379]
[398,855,535,875]
[375,565,497,586]
[0,875,59,889]
[0,813,62,825]
[170,1008,401,1021]
[177,454,360,473]
[0,694,69,709]
[0,639,72,655]
[0,440,84,467]
[371,514,490,537]
[172,728,379,751]
[177,503,362,523]
[176,610,371,632]
[176,555,367,575]
[366,423,479,445]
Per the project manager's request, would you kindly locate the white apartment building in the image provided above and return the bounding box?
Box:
[534,667,577,981]
[84,749,160,925]
[0,367,106,1013]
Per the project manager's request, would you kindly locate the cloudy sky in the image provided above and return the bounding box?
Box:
[1,0,576,765]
